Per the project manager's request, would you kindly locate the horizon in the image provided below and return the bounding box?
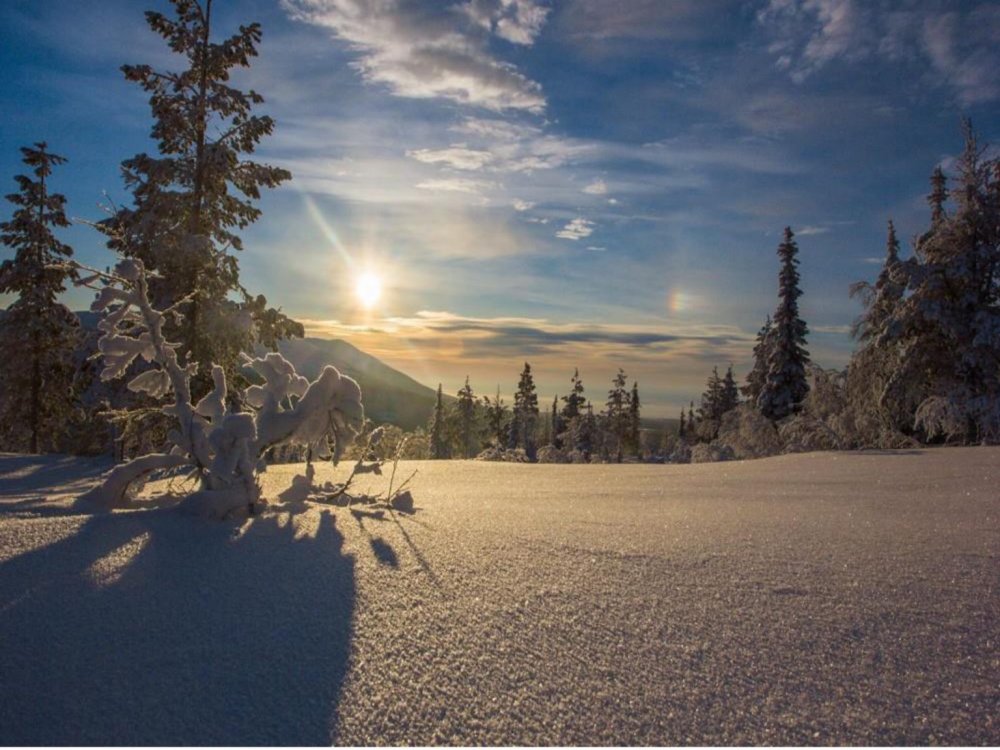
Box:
[2,0,999,415]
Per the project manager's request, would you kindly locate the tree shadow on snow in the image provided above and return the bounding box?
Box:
[0,507,355,745]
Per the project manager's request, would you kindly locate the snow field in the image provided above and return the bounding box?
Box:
[0,448,997,744]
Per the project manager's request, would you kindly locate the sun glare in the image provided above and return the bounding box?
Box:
[356,271,382,309]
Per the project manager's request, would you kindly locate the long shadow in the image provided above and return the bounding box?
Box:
[0,507,355,745]
[0,454,111,498]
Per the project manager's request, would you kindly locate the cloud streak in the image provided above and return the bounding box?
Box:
[282,0,548,112]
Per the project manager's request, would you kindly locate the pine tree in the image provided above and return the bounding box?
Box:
[882,121,1000,442]
[678,409,686,439]
[720,365,740,414]
[483,385,508,448]
[698,366,723,422]
[851,220,904,343]
[0,143,79,453]
[429,383,448,459]
[511,362,539,458]
[758,227,810,421]
[605,368,629,462]
[743,315,773,403]
[456,376,477,458]
[106,0,300,388]
[687,401,695,435]
[627,381,641,457]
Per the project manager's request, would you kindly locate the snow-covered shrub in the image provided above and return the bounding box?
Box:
[476,446,530,462]
[77,260,364,518]
[713,404,782,460]
[668,441,692,464]
[690,443,735,463]
[779,415,842,454]
[536,445,570,463]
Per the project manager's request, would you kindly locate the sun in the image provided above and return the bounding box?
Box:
[355,271,382,309]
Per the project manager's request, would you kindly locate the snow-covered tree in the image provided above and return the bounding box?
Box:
[743,315,772,404]
[678,409,686,439]
[510,362,539,459]
[758,227,810,421]
[550,394,562,448]
[104,0,300,389]
[881,122,1000,442]
[78,259,364,517]
[429,383,448,459]
[571,400,598,461]
[0,143,79,453]
[456,376,478,458]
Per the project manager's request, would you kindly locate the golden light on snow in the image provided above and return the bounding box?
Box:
[355,271,382,309]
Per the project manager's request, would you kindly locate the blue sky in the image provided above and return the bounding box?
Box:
[2,0,998,416]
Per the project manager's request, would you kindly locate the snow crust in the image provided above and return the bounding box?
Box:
[1,449,998,744]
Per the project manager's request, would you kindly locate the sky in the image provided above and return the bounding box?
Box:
[1,0,999,416]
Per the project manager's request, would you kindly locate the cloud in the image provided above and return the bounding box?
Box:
[416,177,494,194]
[797,225,830,236]
[512,198,535,211]
[556,0,739,41]
[282,0,547,112]
[463,0,550,45]
[582,178,608,195]
[758,1,1000,102]
[556,217,595,240]
[407,146,495,171]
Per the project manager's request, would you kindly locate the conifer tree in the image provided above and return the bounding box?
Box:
[720,365,740,414]
[0,143,79,453]
[758,227,810,421]
[627,381,641,457]
[605,368,629,462]
[483,385,508,448]
[687,401,695,435]
[561,368,586,421]
[743,315,772,403]
[106,0,301,388]
[456,376,477,458]
[574,400,597,461]
[429,383,448,459]
[511,362,539,458]
[550,394,562,448]
[678,409,686,439]
[882,121,1000,442]
[698,366,723,423]
[851,221,904,343]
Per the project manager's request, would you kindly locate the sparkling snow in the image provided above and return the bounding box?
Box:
[0,449,997,744]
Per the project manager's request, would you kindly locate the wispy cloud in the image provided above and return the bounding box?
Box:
[582,178,608,195]
[556,217,595,240]
[797,225,830,236]
[758,0,1000,103]
[282,0,548,112]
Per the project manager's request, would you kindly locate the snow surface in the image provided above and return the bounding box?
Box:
[0,449,998,744]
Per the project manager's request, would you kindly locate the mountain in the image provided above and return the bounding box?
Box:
[272,337,438,431]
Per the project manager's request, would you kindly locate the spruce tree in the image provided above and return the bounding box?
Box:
[512,362,539,458]
[561,368,586,421]
[627,381,641,457]
[605,368,629,462]
[107,0,300,387]
[551,395,562,448]
[456,376,476,458]
[720,365,740,414]
[678,409,686,439]
[851,220,904,343]
[698,366,723,423]
[882,121,1000,442]
[743,315,773,403]
[575,401,597,461]
[0,143,79,453]
[758,227,810,421]
[429,383,448,459]
[483,385,508,448]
